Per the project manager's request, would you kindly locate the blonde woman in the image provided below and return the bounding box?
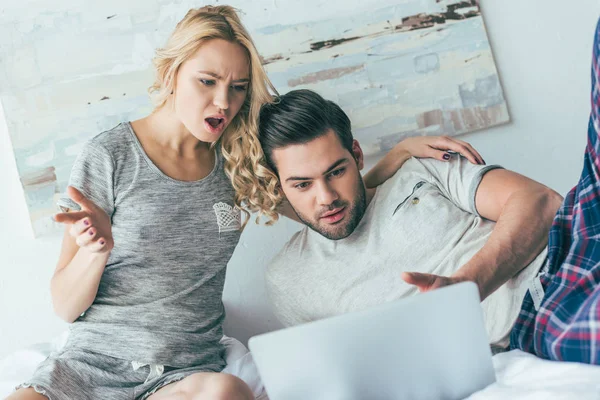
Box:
[7,5,483,400]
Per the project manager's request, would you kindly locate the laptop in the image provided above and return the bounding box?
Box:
[249,282,496,400]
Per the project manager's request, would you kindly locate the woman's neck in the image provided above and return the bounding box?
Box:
[140,106,211,157]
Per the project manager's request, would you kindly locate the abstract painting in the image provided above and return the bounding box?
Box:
[0,0,508,236]
[255,0,508,155]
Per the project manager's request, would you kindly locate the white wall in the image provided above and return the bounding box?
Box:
[1,0,600,358]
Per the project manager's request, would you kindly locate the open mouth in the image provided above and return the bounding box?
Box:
[205,117,225,131]
[206,117,224,127]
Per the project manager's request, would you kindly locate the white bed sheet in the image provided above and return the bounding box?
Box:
[468,350,600,400]
[2,336,600,399]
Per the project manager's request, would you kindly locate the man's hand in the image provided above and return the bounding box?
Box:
[401,272,468,293]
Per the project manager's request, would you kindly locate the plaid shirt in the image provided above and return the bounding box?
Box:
[510,18,600,364]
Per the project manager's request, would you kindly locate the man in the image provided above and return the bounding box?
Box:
[509,19,600,364]
[259,89,563,349]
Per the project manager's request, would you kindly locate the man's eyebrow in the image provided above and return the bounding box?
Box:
[285,158,349,182]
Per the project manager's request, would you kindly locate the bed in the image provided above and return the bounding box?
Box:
[1,333,599,399]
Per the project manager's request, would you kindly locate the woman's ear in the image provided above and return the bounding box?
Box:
[165,68,179,96]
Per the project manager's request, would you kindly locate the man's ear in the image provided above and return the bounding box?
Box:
[352,139,365,171]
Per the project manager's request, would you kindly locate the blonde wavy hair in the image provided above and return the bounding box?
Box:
[149,5,284,226]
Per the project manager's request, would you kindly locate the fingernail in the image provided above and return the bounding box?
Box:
[84,220,89,226]
[89,230,94,235]
[443,153,450,160]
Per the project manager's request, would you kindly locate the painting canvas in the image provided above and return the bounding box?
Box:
[0,0,508,237]
[256,0,508,154]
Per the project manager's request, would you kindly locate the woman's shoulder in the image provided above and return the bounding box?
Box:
[75,122,139,167]
[86,122,133,150]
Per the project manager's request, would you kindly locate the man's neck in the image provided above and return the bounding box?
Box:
[366,186,377,207]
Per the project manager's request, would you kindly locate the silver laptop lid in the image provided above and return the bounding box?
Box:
[249,282,496,400]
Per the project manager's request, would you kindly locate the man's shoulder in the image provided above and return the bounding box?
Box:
[401,156,446,177]
[375,157,432,199]
[386,157,431,183]
[266,228,310,278]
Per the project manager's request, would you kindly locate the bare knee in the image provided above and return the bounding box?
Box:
[185,373,253,400]
[5,387,49,400]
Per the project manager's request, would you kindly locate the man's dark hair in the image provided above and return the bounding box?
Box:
[258,89,354,173]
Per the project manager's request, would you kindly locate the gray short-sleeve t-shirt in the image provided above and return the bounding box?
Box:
[57,123,242,369]
[267,156,547,347]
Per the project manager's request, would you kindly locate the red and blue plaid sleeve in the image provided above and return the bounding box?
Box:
[510,18,600,364]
